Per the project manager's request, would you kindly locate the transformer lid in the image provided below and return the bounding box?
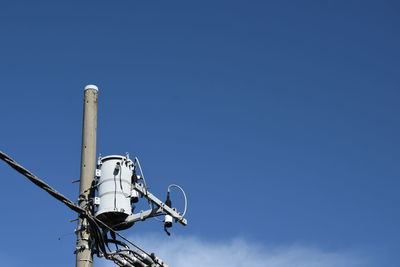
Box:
[99,154,134,165]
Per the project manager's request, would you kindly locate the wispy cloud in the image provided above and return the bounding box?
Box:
[100,234,370,267]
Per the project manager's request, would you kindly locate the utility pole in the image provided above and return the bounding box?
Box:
[0,83,188,267]
[76,85,98,267]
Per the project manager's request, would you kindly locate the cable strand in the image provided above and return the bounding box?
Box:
[0,151,163,267]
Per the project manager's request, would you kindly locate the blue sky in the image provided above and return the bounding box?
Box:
[0,1,399,266]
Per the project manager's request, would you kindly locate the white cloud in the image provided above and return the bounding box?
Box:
[100,234,369,267]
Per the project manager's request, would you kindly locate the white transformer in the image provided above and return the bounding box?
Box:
[95,155,136,230]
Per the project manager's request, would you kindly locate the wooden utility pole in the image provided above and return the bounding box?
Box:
[76,85,98,267]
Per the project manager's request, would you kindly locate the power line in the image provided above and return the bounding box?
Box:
[1,86,188,267]
[0,150,165,267]
[0,151,85,214]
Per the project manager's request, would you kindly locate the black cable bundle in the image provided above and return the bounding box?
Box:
[0,151,165,267]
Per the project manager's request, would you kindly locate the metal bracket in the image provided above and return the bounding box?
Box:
[122,183,188,226]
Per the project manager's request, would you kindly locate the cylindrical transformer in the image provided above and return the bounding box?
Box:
[95,155,135,229]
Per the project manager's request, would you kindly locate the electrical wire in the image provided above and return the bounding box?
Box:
[118,164,131,198]
[0,151,85,215]
[0,151,165,267]
[114,173,117,211]
[168,184,188,217]
[134,157,148,194]
[134,157,154,211]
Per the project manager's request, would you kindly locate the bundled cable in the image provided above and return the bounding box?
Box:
[0,151,167,267]
[0,151,85,214]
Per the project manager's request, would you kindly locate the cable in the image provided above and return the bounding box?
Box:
[0,151,85,215]
[168,184,188,217]
[134,157,154,210]
[114,173,117,211]
[134,157,148,194]
[0,151,165,267]
[118,164,131,198]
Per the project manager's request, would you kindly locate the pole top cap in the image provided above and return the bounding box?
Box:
[84,84,99,91]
